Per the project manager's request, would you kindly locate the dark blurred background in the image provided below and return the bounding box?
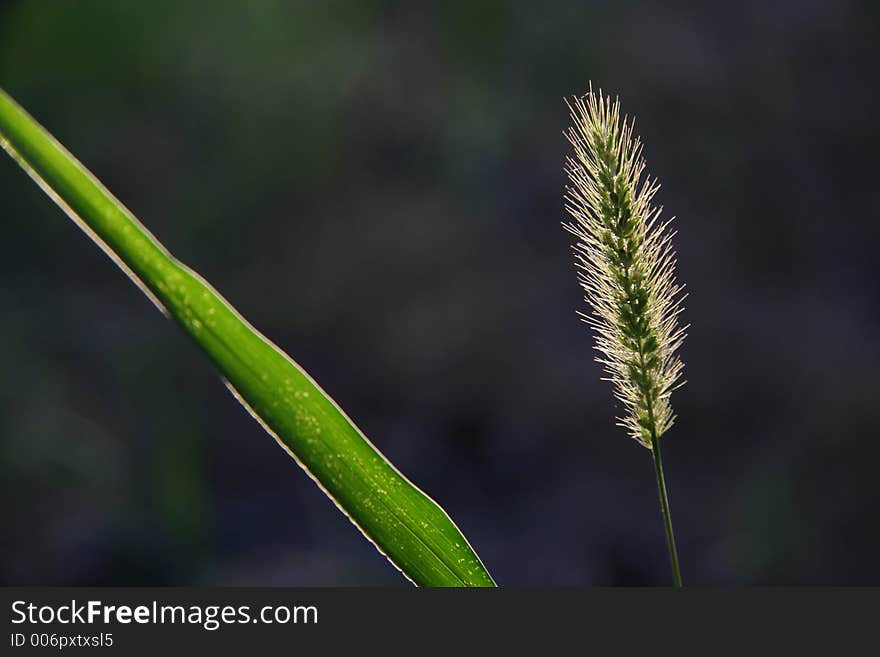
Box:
[1,0,879,586]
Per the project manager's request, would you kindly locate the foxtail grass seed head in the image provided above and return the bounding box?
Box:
[563,85,687,448]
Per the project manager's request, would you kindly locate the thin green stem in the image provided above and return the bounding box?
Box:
[647,411,682,587]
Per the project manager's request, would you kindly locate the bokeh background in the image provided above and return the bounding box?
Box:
[2,0,879,586]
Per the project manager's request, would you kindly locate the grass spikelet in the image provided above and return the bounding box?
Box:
[563,84,687,586]
[563,85,687,448]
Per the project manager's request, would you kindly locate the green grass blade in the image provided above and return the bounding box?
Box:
[0,88,495,587]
